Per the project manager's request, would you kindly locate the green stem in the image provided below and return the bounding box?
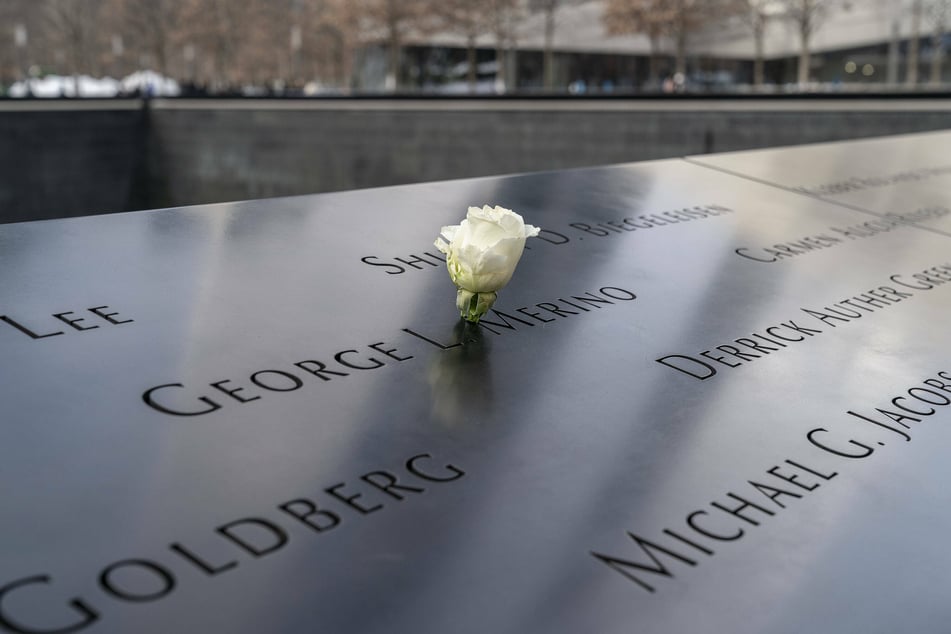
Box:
[457,289,497,323]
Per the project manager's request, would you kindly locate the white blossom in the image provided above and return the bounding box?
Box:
[435,205,540,321]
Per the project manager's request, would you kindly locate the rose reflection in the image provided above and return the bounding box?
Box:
[427,321,493,428]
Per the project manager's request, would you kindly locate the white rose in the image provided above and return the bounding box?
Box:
[435,205,540,293]
[435,205,540,322]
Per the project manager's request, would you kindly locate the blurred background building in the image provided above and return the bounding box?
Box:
[1,0,950,225]
[0,0,948,96]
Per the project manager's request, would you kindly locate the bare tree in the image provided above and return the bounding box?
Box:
[178,0,272,90]
[45,0,107,92]
[356,0,440,92]
[908,0,923,84]
[927,0,949,84]
[603,0,715,83]
[286,0,362,90]
[527,0,591,90]
[884,0,901,83]
[0,2,20,83]
[602,0,671,84]
[179,0,231,87]
[528,0,559,89]
[104,0,184,75]
[740,0,784,85]
[667,0,715,76]
[438,0,488,91]
[780,0,832,84]
[3,0,56,85]
[438,0,522,92]
[314,0,362,89]
[489,0,525,92]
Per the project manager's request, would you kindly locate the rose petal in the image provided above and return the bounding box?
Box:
[436,205,540,293]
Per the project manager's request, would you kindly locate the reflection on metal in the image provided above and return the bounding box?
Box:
[1,133,951,633]
[688,129,951,236]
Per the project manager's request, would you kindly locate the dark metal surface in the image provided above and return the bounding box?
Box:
[3,140,951,633]
[689,129,951,235]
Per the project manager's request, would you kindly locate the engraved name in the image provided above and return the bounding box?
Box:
[735,208,951,263]
[592,369,951,593]
[1,306,133,341]
[0,452,464,634]
[360,204,733,275]
[657,264,951,380]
